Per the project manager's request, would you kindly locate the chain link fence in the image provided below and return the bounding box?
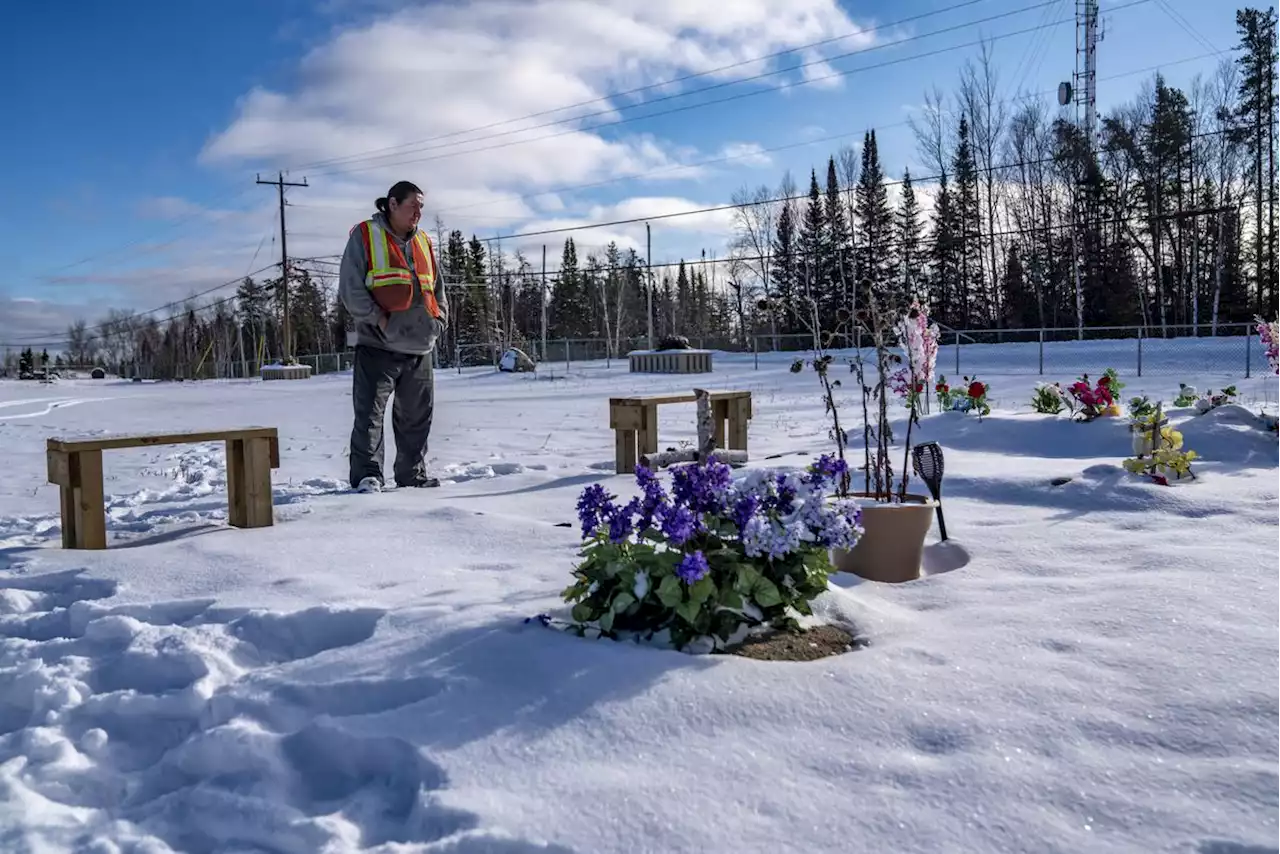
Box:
[286,323,1274,381]
[59,322,1264,382]
[932,323,1265,379]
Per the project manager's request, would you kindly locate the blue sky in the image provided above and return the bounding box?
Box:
[0,0,1246,349]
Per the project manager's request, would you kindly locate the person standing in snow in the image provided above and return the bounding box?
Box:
[339,180,449,492]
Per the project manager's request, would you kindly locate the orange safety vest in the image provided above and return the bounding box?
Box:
[355,220,444,318]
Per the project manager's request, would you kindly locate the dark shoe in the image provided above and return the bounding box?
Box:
[397,475,440,488]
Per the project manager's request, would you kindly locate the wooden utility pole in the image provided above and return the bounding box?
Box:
[646,222,654,349]
[256,171,308,363]
[541,244,548,363]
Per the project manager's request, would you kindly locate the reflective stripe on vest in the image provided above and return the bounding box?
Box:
[360,220,443,318]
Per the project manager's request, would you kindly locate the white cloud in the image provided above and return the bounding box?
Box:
[13,0,876,343]
[196,0,871,261]
[718,142,773,167]
[797,49,845,91]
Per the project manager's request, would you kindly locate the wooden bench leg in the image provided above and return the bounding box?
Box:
[68,450,107,550]
[615,429,637,474]
[727,398,750,451]
[58,483,77,549]
[227,437,274,529]
[638,405,658,460]
[226,439,247,528]
[712,400,729,448]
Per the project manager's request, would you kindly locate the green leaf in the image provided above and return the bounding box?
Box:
[719,588,743,611]
[735,565,761,594]
[688,576,716,606]
[599,610,615,632]
[560,582,588,602]
[752,577,783,608]
[675,598,702,624]
[657,575,684,608]
[611,592,636,613]
[571,602,594,623]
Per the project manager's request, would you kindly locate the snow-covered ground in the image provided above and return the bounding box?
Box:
[0,343,1276,854]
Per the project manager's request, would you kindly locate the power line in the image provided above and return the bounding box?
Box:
[307,0,1095,178]
[421,47,1230,225]
[289,0,994,173]
[424,123,1247,245]
[2,31,1237,347]
[5,33,1217,301]
[294,118,1263,271]
[18,43,1225,301]
[1,263,280,348]
[295,200,1265,280]
[16,187,262,284]
[9,196,1264,351]
[1154,0,1220,56]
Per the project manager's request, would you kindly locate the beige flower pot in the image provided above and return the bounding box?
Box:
[831,492,936,583]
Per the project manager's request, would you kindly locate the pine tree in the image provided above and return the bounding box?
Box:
[1002,242,1037,328]
[550,237,590,338]
[235,276,272,361]
[693,263,712,338]
[771,200,800,334]
[444,231,467,281]
[674,260,691,335]
[952,117,984,326]
[823,156,850,327]
[929,172,960,327]
[330,291,351,351]
[854,130,895,309]
[455,235,491,352]
[797,169,826,327]
[289,267,330,355]
[896,169,924,302]
[1113,77,1195,333]
[1233,6,1279,313]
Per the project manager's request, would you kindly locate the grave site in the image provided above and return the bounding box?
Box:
[1,326,1276,854]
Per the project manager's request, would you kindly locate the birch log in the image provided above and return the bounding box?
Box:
[640,388,749,470]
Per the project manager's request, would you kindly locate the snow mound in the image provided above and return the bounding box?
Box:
[0,570,564,852]
[1176,403,1280,469]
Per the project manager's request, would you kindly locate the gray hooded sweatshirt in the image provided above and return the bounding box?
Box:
[338,212,449,356]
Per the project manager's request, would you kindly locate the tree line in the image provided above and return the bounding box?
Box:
[734,7,1277,339]
[16,6,1275,377]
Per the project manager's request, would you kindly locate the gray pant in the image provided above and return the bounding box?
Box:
[349,345,435,488]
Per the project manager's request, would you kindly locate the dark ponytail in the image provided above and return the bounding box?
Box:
[374,180,422,215]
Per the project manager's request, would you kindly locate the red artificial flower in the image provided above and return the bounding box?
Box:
[936,383,949,393]
[1098,375,1111,386]
[967,381,986,399]
[914,382,925,393]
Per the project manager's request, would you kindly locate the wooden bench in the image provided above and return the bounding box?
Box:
[628,350,713,374]
[609,390,751,474]
[46,427,281,550]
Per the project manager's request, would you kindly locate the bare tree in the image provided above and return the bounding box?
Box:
[910,85,953,180]
[65,319,94,367]
[730,183,778,339]
[961,40,1009,326]
[1209,57,1244,333]
[724,253,755,343]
